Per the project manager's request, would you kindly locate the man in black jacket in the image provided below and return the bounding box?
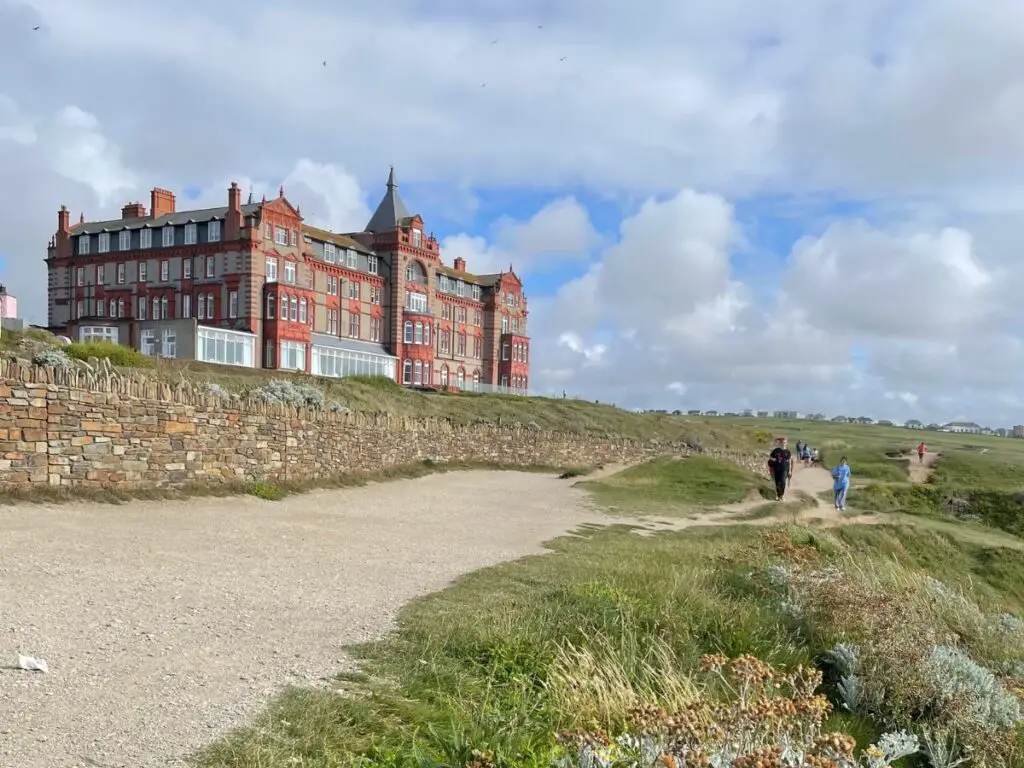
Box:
[767,436,794,501]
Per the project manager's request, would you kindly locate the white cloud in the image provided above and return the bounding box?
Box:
[441,197,598,275]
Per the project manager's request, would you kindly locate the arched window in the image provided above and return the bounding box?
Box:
[472,370,480,392]
[402,359,412,384]
[414,322,423,344]
[403,321,413,343]
[423,365,430,386]
[117,298,125,318]
[424,323,431,346]
[440,366,449,387]
[266,293,275,318]
[406,261,426,283]
[413,360,423,385]
[161,296,169,320]
[289,296,298,321]
[280,295,288,320]
[456,367,465,389]
[299,298,307,324]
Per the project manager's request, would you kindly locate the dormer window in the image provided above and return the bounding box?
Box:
[411,228,422,248]
[406,261,426,284]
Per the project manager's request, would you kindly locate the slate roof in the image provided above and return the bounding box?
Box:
[69,203,261,235]
[365,167,412,233]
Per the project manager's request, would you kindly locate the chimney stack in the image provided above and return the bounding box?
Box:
[150,187,176,219]
[225,182,242,241]
[453,257,467,272]
[56,205,71,258]
[121,202,146,219]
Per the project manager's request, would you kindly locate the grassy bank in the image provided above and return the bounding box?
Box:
[193,522,1024,767]
[576,455,774,514]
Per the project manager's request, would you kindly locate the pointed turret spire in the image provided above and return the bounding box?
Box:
[365,166,411,233]
[247,187,254,205]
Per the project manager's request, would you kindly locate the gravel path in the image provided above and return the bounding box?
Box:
[0,470,611,768]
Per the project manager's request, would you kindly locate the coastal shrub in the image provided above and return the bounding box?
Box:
[32,347,74,369]
[552,655,920,767]
[248,379,350,412]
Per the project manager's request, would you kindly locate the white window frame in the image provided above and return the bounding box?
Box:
[138,261,147,282]
[324,243,336,263]
[119,230,131,251]
[76,267,84,286]
[414,322,423,345]
[98,233,110,253]
[96,299,104,318]
[411,229,422,248]
[140,228,152,249]
[406,292,428,313]
[182,294,192,318]
[197,326,256,368]
[299,298,307,324]
[206,255,215,278]
[290,230,298,246]
[370,316,382,342]
[348,312,359,338]
[348,280,360,300]
[278,340,306,371]
[367,255,378,275]
[160,260,169,281]
[208,220,221,242]
[403,321,413,343]
[197,293,206,319]
[266,256,278,282]
[472,284,481,301]
[284,261,296,285]
[184,223,197,245]
[162,226,174,247]
[275,226,288,246]
[137,297,147,320]
[79,325,118,344]
[78,235,90,255]
[162,328,177,358]
[346,249,357,269]
[402,359,412,385]
[206,293,214,319]
[228,290,238,319]
[183,258,192,279]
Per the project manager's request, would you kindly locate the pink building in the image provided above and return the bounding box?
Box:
[0,285,15,321]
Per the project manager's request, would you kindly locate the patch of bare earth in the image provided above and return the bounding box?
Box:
[0,470,616,768]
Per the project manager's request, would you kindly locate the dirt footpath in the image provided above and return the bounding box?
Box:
[0,471,611,768]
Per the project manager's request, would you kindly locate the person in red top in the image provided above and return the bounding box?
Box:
[917,441,927,464]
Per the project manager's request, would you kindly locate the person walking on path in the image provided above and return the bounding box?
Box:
[917,441,927,464]
[768,436,794,502]
[832,456,852,511]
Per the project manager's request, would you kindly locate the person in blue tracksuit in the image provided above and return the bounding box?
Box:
[832,456,852,511]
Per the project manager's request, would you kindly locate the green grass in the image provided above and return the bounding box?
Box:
[576,456,774,513]
[65,340,152,367]
[191,522,1024,767]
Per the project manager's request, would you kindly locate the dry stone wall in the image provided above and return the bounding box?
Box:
[0,360,767,492]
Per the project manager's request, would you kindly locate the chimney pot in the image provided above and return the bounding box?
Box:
[454,257,467,272]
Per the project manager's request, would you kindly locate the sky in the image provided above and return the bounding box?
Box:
[2,0,1024,426]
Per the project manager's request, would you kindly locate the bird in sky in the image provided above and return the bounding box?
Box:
[32,25,40,30]
[560,56,567,61]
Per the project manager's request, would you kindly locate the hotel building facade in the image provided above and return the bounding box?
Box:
[44,169,531,392]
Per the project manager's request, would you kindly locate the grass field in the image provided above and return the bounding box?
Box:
[192,419,1024,768]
